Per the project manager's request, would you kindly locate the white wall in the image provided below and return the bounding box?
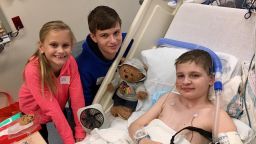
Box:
[0,0,140,100]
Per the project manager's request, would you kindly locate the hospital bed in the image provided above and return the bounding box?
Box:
[79,0,256,143]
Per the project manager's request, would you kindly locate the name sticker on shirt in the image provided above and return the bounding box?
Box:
[60,76,70,84]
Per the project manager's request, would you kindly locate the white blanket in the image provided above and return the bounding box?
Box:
[145,119,190,144]
[76,117,191,144]
[76,115,254,144]
[76,117,133,144]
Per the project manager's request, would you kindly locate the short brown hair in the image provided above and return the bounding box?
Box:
[175,49,213,75]
[88,6,122,34]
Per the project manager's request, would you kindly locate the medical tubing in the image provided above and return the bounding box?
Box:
[242,53,255,128]
[157,38,222,75]
[157,38,222,141]
[213,89,222,142]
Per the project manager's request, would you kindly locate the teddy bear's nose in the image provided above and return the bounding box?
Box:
[125,75,128,79]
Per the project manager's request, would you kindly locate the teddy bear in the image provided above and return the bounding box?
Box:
[107,58,148,120]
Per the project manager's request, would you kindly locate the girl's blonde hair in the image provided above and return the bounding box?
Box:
[26,20,76,96]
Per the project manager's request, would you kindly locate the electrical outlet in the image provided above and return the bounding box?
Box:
[12,16,24,30]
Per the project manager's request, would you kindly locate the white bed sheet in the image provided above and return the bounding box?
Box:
[76,111,144,144]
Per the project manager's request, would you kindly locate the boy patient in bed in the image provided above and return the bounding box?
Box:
[128,49,242,144]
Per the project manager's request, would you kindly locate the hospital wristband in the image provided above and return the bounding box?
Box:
[136,134,151,144]
[134,128,151,144]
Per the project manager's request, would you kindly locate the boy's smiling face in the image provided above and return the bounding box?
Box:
[90,23,122,60]
[175,61,214,100]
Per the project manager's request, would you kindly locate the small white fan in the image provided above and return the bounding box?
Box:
[77,104,107,132]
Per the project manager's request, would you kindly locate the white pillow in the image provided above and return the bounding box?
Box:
[139,46,239,110]
[142,47,187,85]
[138,48,187,111]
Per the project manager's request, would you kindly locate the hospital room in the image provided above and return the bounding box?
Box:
[0,0,255,143]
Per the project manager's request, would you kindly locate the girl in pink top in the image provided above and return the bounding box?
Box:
[19,20,85,144]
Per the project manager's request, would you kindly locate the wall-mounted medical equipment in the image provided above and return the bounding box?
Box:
[0,7,23,53]
[0,8,12,35]
[0,7,11,52]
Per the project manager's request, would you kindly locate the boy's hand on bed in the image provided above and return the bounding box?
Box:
[107,83,114,91]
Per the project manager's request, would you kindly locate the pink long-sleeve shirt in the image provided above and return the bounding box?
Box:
[19,55,85,144]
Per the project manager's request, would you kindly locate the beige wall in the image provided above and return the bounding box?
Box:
[0,0,140,100]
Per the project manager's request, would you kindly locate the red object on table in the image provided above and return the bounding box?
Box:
[0,91,20,122]
[0,119,41,144]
